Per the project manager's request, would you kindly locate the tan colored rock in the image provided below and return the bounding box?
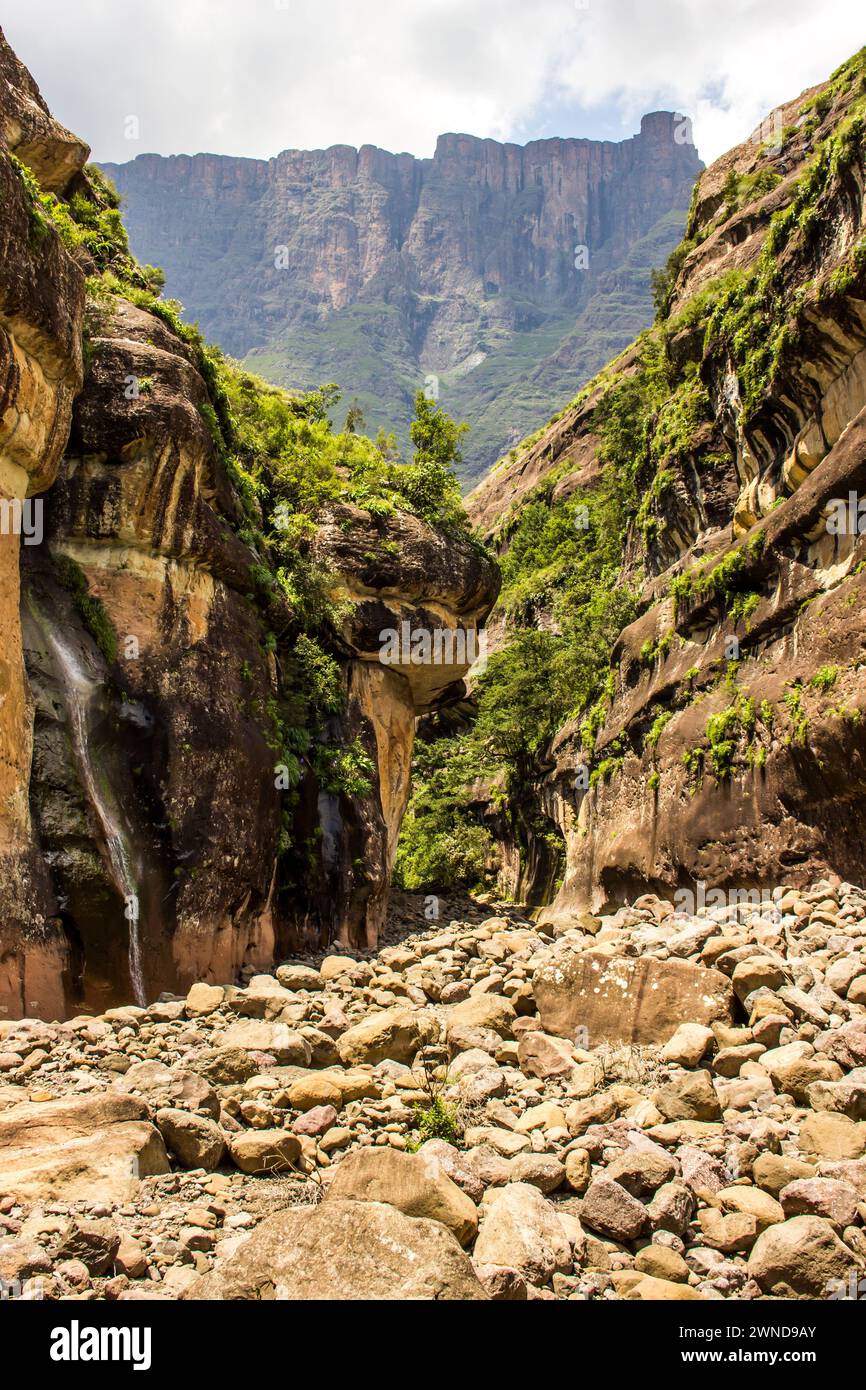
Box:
[661,1023,714,1067]
[185,982,225,1017]
[155,1108,225,1171]
[185,1200,488,1300]
[324,1147,478,1246]
[514,1101,567,1134]
[748,1215,863,1297]
[697,1207,757,1253]
[634,1243,689,1282]
[517,1031,575,1078]
[718,1185,785,1231]
[761,1042,842,1101]
[336,1006,437,1065]
[228,1129,301,1175]
[222,1020,311,1065]
[653,1070,721,1122]
[752,1152,816,1198]
[508,1154,565,1194]
[275,964,323,991]
[798,1112,866,1161]
[564,1147,592,1194]
[473,1183,572,1283]
[285,1074,343,1112]
[445,994,516,1040]
[533,948,733,1045]
[0,1092,168,1202]
[566,1092,617,1134]
[731,957,788,1001]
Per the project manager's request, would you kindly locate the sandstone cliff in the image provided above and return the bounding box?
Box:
[101,121,701,482]
[462,49,866,918]
[0,29,498,1019]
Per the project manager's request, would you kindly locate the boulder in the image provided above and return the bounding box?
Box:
[473,1183,572,1283]
[653,1070,721,1122]
[155,1108,225,1171]
[580,1177,649,1242]
[324,1147,478,1246]
[747,1215,863,1297]
[336,1006,437,1065]
[185,982,225,1016]
[115,1061,219,1119]
[532,948,732,1045]
[445,995,516,1041]
[222,1020,311,1065]
[516,1032,576,1078]
[185,1200,488,1300]
[275,964,323,992]
[798,1112,866,1161]
[661,1023,714,1068]
[0,1092,168,1202]
[228,1130,301,1175]
[779,1177,860,1229]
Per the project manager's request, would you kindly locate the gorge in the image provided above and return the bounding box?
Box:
[1,21,866,1312]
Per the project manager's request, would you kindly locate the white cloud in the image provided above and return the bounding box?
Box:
[1,0,863,165]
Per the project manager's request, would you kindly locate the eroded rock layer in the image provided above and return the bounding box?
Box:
[0,29,498,1018]
[467,52,866,916]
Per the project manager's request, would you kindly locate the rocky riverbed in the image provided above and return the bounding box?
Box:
[2,884,866,1301]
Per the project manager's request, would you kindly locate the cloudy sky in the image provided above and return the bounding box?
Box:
[3,0,863,166]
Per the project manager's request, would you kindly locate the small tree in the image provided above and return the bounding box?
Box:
[394,391,468,531]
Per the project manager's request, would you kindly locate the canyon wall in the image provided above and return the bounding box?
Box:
[467,51,866,919]
[0,29,498,1019]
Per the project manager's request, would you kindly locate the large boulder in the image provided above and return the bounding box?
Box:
[184,1200,488,1300]
[532,948,733,1045]
[228,1129,301,1175]
[472,1182,573,1283]
[324,1147,478,1246]
[747,1215,863,1297]
[221,1020,311,1066]
[154,1108,225,1171]
[336,1006,438,1065]
[0,1091,168,1202]
[445,995,516,1041]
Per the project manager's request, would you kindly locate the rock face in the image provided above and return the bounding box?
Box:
[466,50,866,911]
[0,28,499,1018]
[101,122,701,483]
[0,30,87,1019]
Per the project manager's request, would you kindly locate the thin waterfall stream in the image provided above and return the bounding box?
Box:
[40,617,147,1006]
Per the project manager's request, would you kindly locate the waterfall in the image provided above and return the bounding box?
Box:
[43,624,147,1007]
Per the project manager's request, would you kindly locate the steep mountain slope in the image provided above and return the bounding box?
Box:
[101,124,701,484]
[417,48,866,915]
[0,29,497,1020]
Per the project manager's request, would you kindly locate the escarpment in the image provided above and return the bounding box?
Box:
[462,48,866,916]
[0,29,498,1020]
[101,117,702,483]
